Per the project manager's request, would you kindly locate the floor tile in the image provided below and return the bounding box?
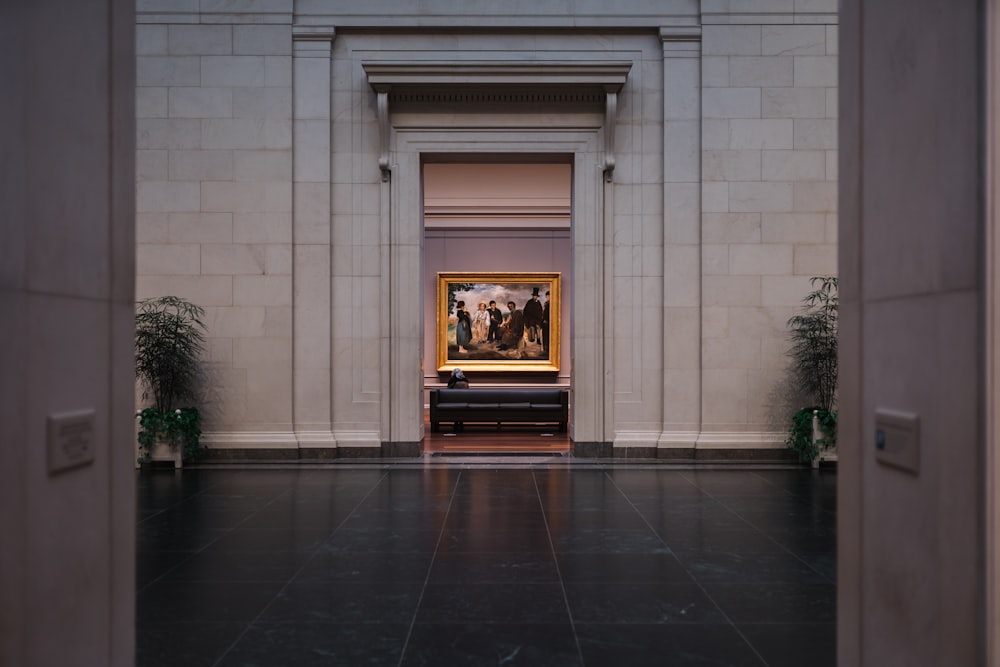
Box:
[137,581,285,624]
[215,622,409,667]
[258,581,423,624]
[702,582,836,624]
[136,621,245,667]
[160,548,314,582]
[402,623,582,666]
[737,622,837,667]
[672,548,824,584]
[575,623,767,667]
[555,552,694,583]
[135,466,837,667]
[294,550,435,584]
[427,550,560,583]
[416,583,570,624]
[564,582,728,624]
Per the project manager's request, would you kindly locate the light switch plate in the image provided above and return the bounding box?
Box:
[875,408,920,475]
[47,409,96,474]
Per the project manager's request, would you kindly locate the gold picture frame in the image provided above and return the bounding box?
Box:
[437,272,561,373]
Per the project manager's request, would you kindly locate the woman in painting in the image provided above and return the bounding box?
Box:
[471,301,490,343]
[455,300,472,353]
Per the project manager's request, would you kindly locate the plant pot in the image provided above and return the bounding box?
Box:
[144,439,183,469]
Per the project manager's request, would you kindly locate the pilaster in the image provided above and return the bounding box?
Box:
[292,26,336,450]
[659,25,704,453]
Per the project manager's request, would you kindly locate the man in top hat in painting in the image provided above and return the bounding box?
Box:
[523,287,544,344]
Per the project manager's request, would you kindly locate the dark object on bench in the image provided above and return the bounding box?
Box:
[430,388,568,432]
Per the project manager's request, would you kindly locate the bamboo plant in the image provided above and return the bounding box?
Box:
[785,276,838,462]
[134,296,207,462]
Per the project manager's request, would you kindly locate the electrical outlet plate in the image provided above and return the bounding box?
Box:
[47,409,96,474]
[874,408,920,475]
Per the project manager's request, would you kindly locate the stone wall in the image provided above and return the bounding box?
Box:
[134,0,839,457]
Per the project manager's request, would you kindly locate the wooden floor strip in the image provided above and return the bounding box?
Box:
[422,416,571,454]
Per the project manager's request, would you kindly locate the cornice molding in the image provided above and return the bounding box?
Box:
[362,61,632,91]
[362,60,632,183]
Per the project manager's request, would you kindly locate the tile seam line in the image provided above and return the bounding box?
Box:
[206,469,392,667]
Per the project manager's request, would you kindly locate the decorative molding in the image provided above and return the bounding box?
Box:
[375,88,391,182]
[694,431,787,449]
[362,61,631,184]
[362,61,632,89]
[659,25,702,42]
[390,90,604,106]
[201,431,300,448]
[295,431,337,447]
[700,12,838,26]
[603,90,617,182]
[292,26,336,42]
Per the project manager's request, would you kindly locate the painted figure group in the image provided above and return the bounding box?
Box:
[454,287,550,356]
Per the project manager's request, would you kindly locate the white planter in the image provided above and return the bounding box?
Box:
[811,409,837,467]
[134,414,184,469]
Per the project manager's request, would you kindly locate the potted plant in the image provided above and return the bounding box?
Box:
[134,296,207,466]
[785,276,838,464]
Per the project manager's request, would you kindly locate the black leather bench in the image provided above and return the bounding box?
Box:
[429,388,568,432]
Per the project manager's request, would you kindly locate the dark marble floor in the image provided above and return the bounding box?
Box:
[137,463,836,666]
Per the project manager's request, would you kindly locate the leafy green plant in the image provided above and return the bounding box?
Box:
[786,407,838,463]
[785,277,838,461]
[137,407,203,462]
[135,296,207,462]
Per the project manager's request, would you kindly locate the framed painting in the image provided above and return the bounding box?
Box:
[437,272,561,373]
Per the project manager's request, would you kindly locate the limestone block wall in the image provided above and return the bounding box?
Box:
[697,15,839,447]
[133,0,839,456]
[135,17,297,443]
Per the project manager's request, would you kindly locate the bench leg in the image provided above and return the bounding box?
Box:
[431,421,439,432]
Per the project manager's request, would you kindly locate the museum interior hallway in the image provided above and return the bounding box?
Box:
[136,464,836,666]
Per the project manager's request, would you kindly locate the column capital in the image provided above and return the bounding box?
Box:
[292,26,336,42]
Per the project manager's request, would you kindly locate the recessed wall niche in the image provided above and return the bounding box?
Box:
[422,161,573,384]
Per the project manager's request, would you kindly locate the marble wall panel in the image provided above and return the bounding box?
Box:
[762,149,826,180]
[234,25,291,55]
[168,87,233,118]
[762,87,826,118]
[136,275,234,305]
[137,56,200,86]
[201,55,266,87]
[728,118,794,149]
[201,243,266,275]
[136,87,167,118]
[136,180,200,212]
[703,149,762,181]
[169,149,233,180]
[137,25,167,55]
[136,150,167,180]
[703,25,762,56]
[234,212,292,243]
[729,182,793,212]
[233,275,292,306]
[702,212,762,243]
[233,150,291,182]
[166,212,233,243]
[137,119,201,149]
[168,25,231,55]
[793,55,837,87]
[761,25,826,55]
[136,243,200,274]
[703,87,761,119]
[760,212,826,243]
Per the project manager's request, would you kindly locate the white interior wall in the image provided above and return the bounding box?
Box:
[839,0,985,664]
[1,0,136,664]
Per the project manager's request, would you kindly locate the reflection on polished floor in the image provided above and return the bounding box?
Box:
[137,465,836,666]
